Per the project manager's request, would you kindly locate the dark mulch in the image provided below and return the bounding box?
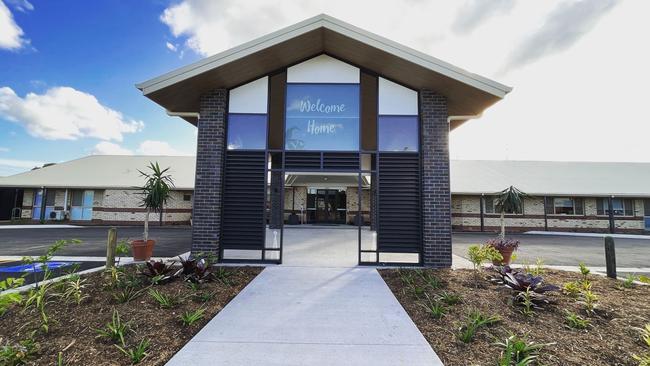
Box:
[0,265,262,365]
[380,268,650,366]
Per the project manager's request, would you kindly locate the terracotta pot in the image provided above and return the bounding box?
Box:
[131,239,155,261]
[493,246,515,266]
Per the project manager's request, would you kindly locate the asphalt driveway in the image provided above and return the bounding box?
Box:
[0,226,191,257]
[453,232,650,269]
[1,226,649,269]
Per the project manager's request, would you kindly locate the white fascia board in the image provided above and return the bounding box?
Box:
[137,14,511,99]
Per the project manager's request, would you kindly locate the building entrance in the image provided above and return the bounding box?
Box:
[313,189,346,224]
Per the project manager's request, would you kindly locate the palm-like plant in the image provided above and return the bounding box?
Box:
[494,186,526,239]
[137,162,174,241]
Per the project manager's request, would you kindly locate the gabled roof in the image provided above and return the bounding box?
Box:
[137,14,511,129]
[0,155,195,190]
[2,156,650,198]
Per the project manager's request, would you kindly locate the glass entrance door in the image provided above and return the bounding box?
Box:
[314,189,346,224]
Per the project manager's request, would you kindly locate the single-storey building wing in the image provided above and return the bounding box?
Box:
[133,14,512,267]
[3,155,650,261]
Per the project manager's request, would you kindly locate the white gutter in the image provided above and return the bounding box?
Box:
[166,110,200,119]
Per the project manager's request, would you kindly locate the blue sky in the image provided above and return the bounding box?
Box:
[0,0,201,175]
[1,0,648,176]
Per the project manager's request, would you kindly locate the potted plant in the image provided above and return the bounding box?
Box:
[131,162,174,261]
[487,185,525,265]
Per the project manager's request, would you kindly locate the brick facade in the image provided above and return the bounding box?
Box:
[420,90,452,267]
[190,89,227,255]
[451,195,646,234]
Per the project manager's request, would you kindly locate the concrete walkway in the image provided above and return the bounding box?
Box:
[166,266,442,365]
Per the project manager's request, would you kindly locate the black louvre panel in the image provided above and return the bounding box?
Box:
[221,151,266,250]
[377,153,421,253]
[323,153,359,170]
[284,152,321,170]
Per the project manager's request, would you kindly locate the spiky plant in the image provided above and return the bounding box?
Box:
[136,162,174,240]
[494,186,526,239]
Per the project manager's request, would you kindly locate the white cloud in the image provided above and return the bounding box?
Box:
[0,86,144,141]
[5,0,32,12]
[159,1,648,163]
[503,0,620,72]
[0,147,9,152]
[165,41,177,52]
[136,140,192,156]
[452,0,515,35]
[0,0,30,50]
[92,141,133,155]
[0,157,43,176]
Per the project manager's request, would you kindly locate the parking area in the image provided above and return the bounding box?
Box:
[453,232,650,269]
[0,226,648,270]
[0,226,191,257]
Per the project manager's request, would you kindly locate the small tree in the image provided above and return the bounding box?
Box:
[137,162,174,241]
[494,186,526,239]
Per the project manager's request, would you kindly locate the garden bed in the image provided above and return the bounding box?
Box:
[380,267,650,365]
[0,264,262,365]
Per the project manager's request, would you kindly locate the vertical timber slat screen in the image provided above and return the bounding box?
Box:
[377,153,421,254]
[221,151,266,250]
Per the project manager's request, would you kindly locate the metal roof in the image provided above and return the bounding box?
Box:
[136,14,511,129]
[1,156,649,198]
[0,155,195,190]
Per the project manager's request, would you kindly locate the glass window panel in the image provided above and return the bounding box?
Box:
[45,190,56,206]
[285,84,359,151]
[553,197,575,215]
[378,116,418,152]
[227,114,267,150]
[82,190,94,207]
[32,207,41,220]
[71,191,83,206]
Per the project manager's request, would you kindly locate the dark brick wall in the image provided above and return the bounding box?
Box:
[420,90,452,267]
[190,89,227,255]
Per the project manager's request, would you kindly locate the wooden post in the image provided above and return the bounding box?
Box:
[106,227,117,268]
[604,236,616,279]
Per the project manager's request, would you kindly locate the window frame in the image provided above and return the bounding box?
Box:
[598,198,635,217]
[550,197,584,216]
[284,82,361,152]
[483,195,524,215]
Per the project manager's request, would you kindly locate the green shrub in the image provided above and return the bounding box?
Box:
[0,337,39,366]
[95,309,130,346]
[468,244,502,272]
[564,311,590,329]
[180,308,205,326]
[115,338,149,365]
[418,294,446,319]
[495,333,552,366]
[457,309,501,343]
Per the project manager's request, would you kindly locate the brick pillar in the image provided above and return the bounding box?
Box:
[190,89,227,256]
[269,171,283,229]
[420,90,452,267]
[370,176,377,231]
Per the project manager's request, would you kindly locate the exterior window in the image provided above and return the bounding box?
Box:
[597,198,634,216]
[548,197,584,215]
[484,196,523,214]
[183,193,192,201]
[378,116,418,152]
[71,190,94,221]
[285,84,359,151]
[227,114,267,150]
